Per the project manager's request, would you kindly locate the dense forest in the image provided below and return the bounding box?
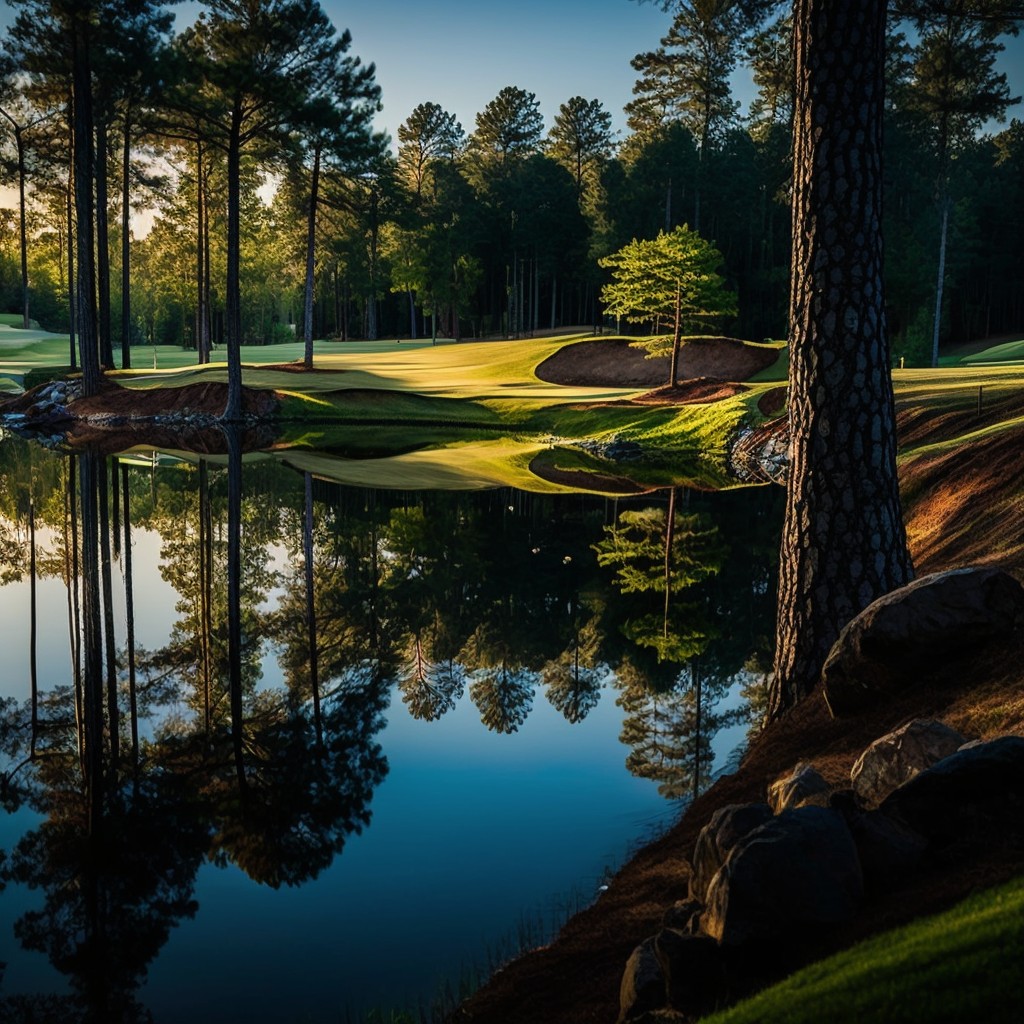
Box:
[0,1,1021,365]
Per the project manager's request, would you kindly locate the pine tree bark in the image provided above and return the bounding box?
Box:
[303,143,322,368]
[771,0,913,718]
[121,110,132,368]
[223,102,244,420]
[72,16,100,396]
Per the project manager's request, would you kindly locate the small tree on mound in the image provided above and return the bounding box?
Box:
[599,225,736,386]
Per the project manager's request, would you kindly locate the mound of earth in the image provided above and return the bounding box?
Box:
[2,378,279,455]
[535,336,780,388]
[633,378,748,405]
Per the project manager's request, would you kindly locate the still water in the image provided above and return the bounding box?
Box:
[0,438,780,1022]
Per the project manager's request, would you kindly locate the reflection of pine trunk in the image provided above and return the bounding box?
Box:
[66,458,85,766]
[30,498,38,758]
[98,458,119,770]
[198,461,213,737]
[303,473,323,751]
[692,659,702,802]
[121,464,139,783]
[663,487,677,642]
[226,429,246,792]
[111,454,121,558]
[79,453,106,830]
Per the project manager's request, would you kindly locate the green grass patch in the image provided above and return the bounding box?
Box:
[745,339,789,383]
[0,327,775,492]
[958,337,1024,365]
[0,314,40,329]
[699,875,1024,1024]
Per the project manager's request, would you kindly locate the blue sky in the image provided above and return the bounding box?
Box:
[2,0,1023,146]
[318,0,1024,145]
[322,0,672,142]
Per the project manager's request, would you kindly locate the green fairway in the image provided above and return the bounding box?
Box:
[10,326,1023,493]
[958,337,1024,365]
[698,875,1024,1024]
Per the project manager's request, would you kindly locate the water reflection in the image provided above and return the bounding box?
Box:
[0,437,780,1019]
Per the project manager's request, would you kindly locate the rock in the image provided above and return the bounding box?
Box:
[654,929,727,1016]
[821,568,1024,716]
[619,937,666,1023]
[661,898,703,934]
[701,806,864,946]
[851,719,968,808]
[625,1011,690,1024]
[831,790,928,887]
[881,735,1024,841]
[768,762,832,813]
[689,803,773,904]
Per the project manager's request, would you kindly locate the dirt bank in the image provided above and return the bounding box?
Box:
[535,336,780,388]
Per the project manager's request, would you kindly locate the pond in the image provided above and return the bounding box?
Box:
[0,435,782,1022]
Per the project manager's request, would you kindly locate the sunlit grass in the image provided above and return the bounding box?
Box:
[698,875,1024,1024]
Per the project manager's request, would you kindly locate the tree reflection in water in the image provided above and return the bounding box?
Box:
[0,439,781,1015]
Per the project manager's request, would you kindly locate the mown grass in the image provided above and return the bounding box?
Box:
[957,337,1024,365]
[8,328,1024,493]
[698,875,1024,1024]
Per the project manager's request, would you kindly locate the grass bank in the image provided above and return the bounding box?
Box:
[699,876,1024,1024]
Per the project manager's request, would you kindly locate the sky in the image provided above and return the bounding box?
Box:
[3,1,1023,145]
[320,0,672,143]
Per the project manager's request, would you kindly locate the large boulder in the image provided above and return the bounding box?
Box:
[701,806,864,947]
[822,568,1024,716]
[830,790,928,887]
[689,803,774,904]
[768,762,832,813]
[619,937,666,1023]
[851,719,968,808]
[881,735,1024,841]
[653,929,728,1016]
[661,898,703,934]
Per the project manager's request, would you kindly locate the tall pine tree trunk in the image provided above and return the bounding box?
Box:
[72,20,100,395]
[121,110,132,368]
[196,140,206,364]
[771,0,913,718]
[15,127,30,329]
[96,119,113,367]
[66,107,76,369]
[223,103,244,419]
[303,143,322,368]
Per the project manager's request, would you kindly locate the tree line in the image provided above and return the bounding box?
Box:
[0,0,1021,383]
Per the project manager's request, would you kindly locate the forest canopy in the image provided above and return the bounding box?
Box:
[0,0,1021,366]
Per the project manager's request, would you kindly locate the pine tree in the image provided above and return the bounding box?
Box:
[598,225,736,385]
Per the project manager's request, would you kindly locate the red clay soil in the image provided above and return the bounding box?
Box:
[535,337,779,388]
[455,422,1024,1023]
[17,379,280,455]
[632,378,748,405]
[757,385,787,417]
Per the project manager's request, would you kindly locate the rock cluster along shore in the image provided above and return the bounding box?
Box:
[619,566,1024,1024]
[0,378,79,446]
[0,377,278,451]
